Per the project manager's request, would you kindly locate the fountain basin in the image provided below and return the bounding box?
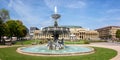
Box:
[42,27,69,34]
[17,45,94,56]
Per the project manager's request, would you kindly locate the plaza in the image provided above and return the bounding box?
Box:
[0,0,120,60]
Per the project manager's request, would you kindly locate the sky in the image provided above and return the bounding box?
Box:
[0,0,120,30]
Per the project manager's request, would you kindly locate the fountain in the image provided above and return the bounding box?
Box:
[42,6,69,50]
[17,6,94,56]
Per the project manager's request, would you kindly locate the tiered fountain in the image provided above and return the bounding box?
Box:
[42,6,69,50]
[17,6,94,56]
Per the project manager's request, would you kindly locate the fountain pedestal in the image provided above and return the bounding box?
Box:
[42,6,69,50]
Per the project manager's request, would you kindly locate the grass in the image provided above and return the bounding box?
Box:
[64,41,84,44]
[15,40,42,45]
[89,40,107,43]
[15,40,90,45]
[0,46,117,60]
[64,40,89,44]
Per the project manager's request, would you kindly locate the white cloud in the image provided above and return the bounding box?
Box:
[98,8,120,23]
[96,17,120,22]
[7,0,53,28]
[66,1,86,8]
[106,9,120,13]
[8,0,13,7]
[44,0,62,11]
[44,0,86,10]
[8,0,35,22]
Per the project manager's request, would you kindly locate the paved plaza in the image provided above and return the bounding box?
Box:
[87,42,120,60]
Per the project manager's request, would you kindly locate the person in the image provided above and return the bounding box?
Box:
[61,38,64,45]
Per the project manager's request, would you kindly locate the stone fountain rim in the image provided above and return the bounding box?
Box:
[16,45,95,56]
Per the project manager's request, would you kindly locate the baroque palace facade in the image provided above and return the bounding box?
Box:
[31,26,99,40]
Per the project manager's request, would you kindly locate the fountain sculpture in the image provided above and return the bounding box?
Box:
[42,6,69,50]
[17,6,94,56]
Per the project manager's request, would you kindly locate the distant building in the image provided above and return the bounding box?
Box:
[29,27,39,39]
[96,26,120,40]
[33,26,99,40]
[69,27,99,40]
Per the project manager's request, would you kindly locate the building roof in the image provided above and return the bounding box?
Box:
[49,26,82,28]
[96,26,120,30]
[30,27,39,30]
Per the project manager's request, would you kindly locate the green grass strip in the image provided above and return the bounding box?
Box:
[0,46,117,60]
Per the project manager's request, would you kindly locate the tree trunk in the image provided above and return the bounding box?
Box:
[0,36,1,44]
[17,37,19,41]
[0,36,5,45]
[2,38,5,45]
[10,37,12,44]
[0,36,2,45]
[20,37,23,45]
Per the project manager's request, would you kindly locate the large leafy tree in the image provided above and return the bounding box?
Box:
[0,9,27,45]
[0,9,10,44]
[0,9,10,22]
[0,17,4,43]
[0,17,7,44]
[5,20,27,41]
[116,29,120,40]
[15,20,27,40]
[5,20,17,41]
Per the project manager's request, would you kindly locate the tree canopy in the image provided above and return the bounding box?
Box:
[0,9,28,44]
[116,29,120,40]
[0,9,10,22]
[5,20,27,40]
[0,9,10,37]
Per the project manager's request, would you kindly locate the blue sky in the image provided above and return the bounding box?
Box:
[0,0,120,30]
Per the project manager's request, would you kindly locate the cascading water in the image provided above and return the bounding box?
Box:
[42,6,69,50]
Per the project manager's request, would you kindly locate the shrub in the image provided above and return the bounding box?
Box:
[84,40,90,44]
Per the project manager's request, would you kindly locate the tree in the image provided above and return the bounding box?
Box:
[116,29,120,40]
[108,35,112,40]
[5,20,17,41]
[0,9,10,22]
[5,20,28,42]
[0,17,3,24]
[0,17,7,44]
[0,9,28,45]
[15,20,27,40]
[0,9,10,44]
[0,17,3,43]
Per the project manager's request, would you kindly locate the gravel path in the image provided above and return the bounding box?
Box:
[87,42,120,60]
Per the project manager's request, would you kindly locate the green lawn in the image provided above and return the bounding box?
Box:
[15,40,42,45]
[64,41,84,44]
[0,46,117,60]
[15,40,89,45]
[64,40,89,44]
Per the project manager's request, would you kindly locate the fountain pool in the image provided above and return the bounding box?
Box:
[17,45,94,56]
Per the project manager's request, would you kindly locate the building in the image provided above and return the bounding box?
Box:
[96,26,120,40]
[29,27,39,39]
[33,26,99,40]
[69,26,99,40]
